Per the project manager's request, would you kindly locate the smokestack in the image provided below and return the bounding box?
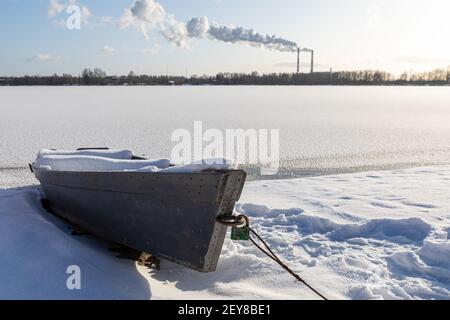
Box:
[310,50,314,74]
[297,48,300,74]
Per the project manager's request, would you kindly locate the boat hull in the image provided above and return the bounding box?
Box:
[34,169,246,272]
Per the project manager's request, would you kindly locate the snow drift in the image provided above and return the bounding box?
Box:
[1,165,449,299]
[0,188,150,299]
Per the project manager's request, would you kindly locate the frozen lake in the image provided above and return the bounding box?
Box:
[1,87,450,299]
[1,86,449,177]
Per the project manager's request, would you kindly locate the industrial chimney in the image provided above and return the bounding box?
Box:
[297,48,300,74]
[310,50,314,74]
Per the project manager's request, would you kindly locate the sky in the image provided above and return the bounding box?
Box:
[0,0,449,76]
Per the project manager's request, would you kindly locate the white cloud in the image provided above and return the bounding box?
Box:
[119,0,188,47]
[48,0,64,17]
[47,0,91,26]
[161,15,189,48]
[28,54,61,62]
[119,0,166,39]
[130,0,165,24]
[80,5,92,25]
[186,17,209,38]
[100,46,116,55]
[118,8,134,29]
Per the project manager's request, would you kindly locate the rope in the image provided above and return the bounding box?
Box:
[246,226,328,300]
[217,214,328,300]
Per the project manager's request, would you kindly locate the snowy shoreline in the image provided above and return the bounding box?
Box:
[1,165,449,299]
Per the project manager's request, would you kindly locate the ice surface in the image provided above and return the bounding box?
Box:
[1,165,449,299]
[1,87,450,174]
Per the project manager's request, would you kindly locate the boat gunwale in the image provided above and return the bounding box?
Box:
[34,168,247,203]
[31,165,245,176]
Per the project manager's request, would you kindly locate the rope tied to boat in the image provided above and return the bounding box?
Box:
[216,214,329,300]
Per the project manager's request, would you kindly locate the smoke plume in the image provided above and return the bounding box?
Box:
[119,0,166,40]
[186,17,210,38]
[186,16,298,52]
[120,0,299,52]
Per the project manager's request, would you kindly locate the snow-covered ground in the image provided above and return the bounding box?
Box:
[0,166,449,300]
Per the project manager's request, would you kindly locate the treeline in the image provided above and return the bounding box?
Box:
[1,67,449,86]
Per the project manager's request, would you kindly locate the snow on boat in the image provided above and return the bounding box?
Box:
[31,148,246,272]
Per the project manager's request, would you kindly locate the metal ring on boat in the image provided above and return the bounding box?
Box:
[216,214,249,228]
